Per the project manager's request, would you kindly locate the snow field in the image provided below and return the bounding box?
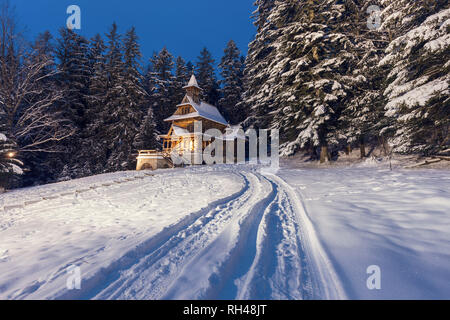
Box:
[0,168,243,299]
[1,165,449,300]
[280,168,450,299]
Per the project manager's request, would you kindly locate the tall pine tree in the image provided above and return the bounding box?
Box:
[196,47,220,106]
[379,0,450,154]
[335,0,387,158]
[55,28,91,177]
[174,56,190,104]
[150,47,177,132]
[241,0,278,130]
[83,33,109,174]
[101,23,142,170]
[244,0,357,160]
[133,107,159,151]
[105,25,143,170]
[219,40,245,124]
[56,28,90,132]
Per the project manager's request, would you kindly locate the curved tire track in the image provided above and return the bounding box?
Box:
[53,168,346,300]
[54,171,251,300]
[159,171,346,300]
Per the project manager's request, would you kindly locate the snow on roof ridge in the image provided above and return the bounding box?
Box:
[188,74,199,87]
[183,74,202,90]
[165,95,229,126]
[183,96,228,126]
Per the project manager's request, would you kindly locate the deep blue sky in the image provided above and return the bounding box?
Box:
[10,0,256,67]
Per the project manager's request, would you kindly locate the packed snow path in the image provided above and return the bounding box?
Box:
[1,165,449,300]
[74,171,344,300]
[0,166,344,300]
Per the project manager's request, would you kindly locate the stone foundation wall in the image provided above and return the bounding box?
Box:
[136,155,173,171]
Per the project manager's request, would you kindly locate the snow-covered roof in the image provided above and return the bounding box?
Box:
[195,101,228,126]
[172,125,190,136]
[165,95,228,126]
[183,74,202,91]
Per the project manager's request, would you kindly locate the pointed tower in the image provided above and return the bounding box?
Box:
[183,74,202,104]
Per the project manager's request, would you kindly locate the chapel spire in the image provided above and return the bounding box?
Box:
[183,74,202,104]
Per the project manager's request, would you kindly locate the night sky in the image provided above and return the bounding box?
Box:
[9,0,256,66]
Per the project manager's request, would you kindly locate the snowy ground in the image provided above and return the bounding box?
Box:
[0,164,449,300]
[278,167,450,299]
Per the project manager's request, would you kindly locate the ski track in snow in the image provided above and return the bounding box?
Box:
[0,166,345,300]
[60,168,343,300]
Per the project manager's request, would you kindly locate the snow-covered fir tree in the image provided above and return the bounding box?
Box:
[174,56,190,105]
[252,0,276,31]
[243,0,449,159]
[56,28,90,130]
[149,47,177,132]
[196,47,221,106]
[103,24,143,170]
[55,28,92,178]
[133,107,159,151]
[379,0,449,154]
[246,0,357,160]
[241,0,279,130]
[81,34,109,175]
[219,40,245,124]
[101,23,126,170]
[335,0,387,158]
[143,56,157,111]
[124,27,158,153]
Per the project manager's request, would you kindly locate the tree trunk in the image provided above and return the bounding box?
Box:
[310,144,316,160]
[381,135,389,156]
[320,145,329,163]
[360,136,366,158]
[345,144,352,155]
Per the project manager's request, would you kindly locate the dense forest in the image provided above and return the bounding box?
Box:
[0,2,246,187]
[1,0,449,189]
[243,0,449,161]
